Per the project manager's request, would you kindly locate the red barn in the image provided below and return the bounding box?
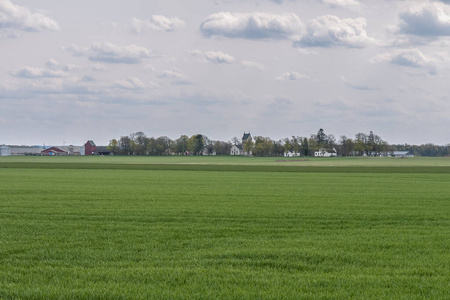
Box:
[84,140,96,155]
[41,147,67,156]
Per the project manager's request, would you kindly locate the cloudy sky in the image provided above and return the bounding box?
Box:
[1,0,450,146]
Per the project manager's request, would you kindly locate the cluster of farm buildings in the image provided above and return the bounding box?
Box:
[0,141,110,156]
[1,133,414,158]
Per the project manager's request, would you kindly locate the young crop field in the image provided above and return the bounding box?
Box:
[1,157,449,299]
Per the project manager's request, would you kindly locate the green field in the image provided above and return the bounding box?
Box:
[1,157,449,299]
[2,155,450,167]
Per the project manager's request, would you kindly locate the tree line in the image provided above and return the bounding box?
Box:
[107,132,232,156]
[106,129,449,157]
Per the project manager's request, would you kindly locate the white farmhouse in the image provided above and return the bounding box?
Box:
[230,144,244,156]
[391,151,414,157]
[284,150,301,157]
[314,148,337,157]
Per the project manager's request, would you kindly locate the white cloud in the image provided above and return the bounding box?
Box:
[63,42,152,64]
[131,15,185,33]
[114,77,145,90]
[0,0,59,36]
[10,76,99,95]
[241,60,265,70]
[295,15,373,48]
[92,63,108,71]
[200,12,303,40]
[341,76,379,91]
[275,71,308,81]
[398,3,450,36]
[190,49,235,64]
[296,48,319,55]
[46,59,59,69]
[372,49,439,74]
[205,51,235,64]
[11,66,67,78]
[320,0,361,10]
[62,64,80,72]
[158,69,186,80]
[158,69,192,85]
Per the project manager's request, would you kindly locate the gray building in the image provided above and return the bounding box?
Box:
[1,145,10,156]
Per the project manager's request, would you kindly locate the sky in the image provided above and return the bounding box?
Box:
[1,0,450,146]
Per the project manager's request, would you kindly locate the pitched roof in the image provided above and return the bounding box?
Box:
[242,133,251,141]
[96,146,110,153]
[41,147,66,154]
[86,140,96,146]
[232,144,243,150]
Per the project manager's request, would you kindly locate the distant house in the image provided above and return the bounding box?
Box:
[230,132,252,156]
[1,145,10,156]
[83,140,96,155]
[392,151,414,157]
[202,148,216,156]
[230,144,243,156]
[41,147,67,156]
[284,150,301,157]
[314,148,337,157]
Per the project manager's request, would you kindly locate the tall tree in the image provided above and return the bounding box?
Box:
[355,133,368,156]
[339,135,348,156]
[316,128,327,146]
[302,137,309,156]
[107,139,119,155]
[243,136,253,156]
[175,135,189,155]
[118,136,132,155]
[213,141,232,155]
[284,138,293,154]
[133,131,148,155]
[291,136,301,154]
[190,134,205,155]
[205,142,215,155]
[146,137,157,155]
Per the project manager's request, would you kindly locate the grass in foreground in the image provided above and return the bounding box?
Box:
[0,165,449,298]
[1,155,450,167]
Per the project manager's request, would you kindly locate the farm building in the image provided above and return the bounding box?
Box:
[41,147,67,156]
[9,147,43,156]
[230,132,252,156]
[392,151,414,157]
[230,144,243,156]
[96,146,111,155]
[284,150,301,157]
[314,148,337,157]
[1,145,10,156]
[83,140,96,155]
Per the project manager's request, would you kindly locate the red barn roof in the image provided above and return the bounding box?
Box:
[41,147,66,155]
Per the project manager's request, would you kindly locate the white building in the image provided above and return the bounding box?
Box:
[314,148,337,157]
[9,147,43,156]
[230,144,243,156]
[1,145,10,156]
[230,132,252,156]
[392,151,414,157]
[284,151,301,157]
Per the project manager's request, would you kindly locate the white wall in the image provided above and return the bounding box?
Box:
[0,145,11,156]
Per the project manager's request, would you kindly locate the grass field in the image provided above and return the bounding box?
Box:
[2,155,450,167]
[1,156,449,299]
